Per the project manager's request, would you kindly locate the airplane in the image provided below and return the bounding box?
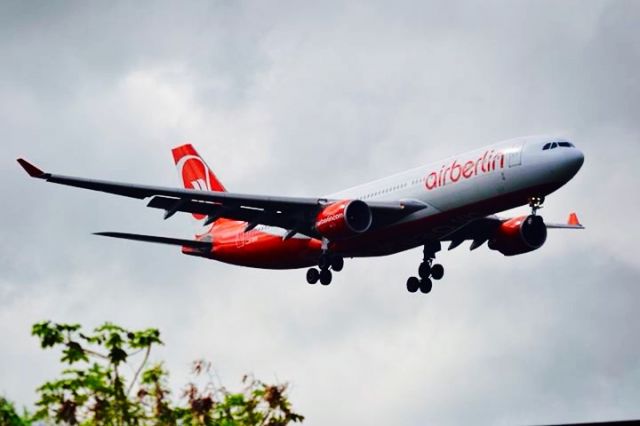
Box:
[17,135,584,294]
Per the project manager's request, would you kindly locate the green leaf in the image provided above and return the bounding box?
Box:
[61,341,89,364]
[108,347,127,365]
[141,364,167,385]
[32,321,64,348]
[0,396,31,426]
[225,393,245,406]
[128,328,162,348]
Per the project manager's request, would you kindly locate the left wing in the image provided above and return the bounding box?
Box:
[17,159,425,238]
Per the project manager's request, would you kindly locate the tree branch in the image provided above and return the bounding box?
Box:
[127,345,151,397]
[82,348,109,360]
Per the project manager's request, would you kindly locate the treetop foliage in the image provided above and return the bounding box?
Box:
[4,321,304,425]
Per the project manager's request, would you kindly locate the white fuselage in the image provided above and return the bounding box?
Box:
[246,135,583,259]
[331,135,583,215]
[324,135,583,256]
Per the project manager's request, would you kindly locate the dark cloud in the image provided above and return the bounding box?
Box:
[1,1,639,424]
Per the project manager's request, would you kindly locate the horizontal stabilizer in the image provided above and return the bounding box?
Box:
[94,232,212,250]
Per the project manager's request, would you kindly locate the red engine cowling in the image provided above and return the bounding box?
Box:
[488,215,547,256]
[315,200,372,240]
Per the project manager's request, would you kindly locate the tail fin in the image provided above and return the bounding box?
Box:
[172,143,226,221]
[172,143,227,193]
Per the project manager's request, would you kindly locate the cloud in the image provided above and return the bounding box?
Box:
[1,0,639,424]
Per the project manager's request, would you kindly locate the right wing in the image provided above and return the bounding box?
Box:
[442,212,585,251]
[17,159,426,238]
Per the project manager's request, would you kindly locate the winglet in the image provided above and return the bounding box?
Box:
[17,158,47,178]
[568,212,581,226]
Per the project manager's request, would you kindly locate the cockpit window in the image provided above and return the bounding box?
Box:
[543,141,574,150]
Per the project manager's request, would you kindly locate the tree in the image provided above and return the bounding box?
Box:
[0,396,30,426]
[27,321,304,425]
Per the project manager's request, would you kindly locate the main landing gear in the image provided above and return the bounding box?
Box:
[306,253,344,286]
[406,242,445,294]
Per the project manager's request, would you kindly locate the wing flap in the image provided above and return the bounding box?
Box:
[147,196,221,215]
[147,195,305,233]
[442,216,503,243]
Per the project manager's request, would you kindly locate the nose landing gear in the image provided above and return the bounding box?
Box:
[528,196,545,216]
[406,242,444,294]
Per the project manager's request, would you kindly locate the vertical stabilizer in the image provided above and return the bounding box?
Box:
[172,144,226,192]
[172,143,227,221]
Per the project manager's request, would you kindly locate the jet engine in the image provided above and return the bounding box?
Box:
[488,215,547,256]
[315,199,372,240]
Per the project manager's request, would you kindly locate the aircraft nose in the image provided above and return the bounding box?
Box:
[571,148,584,170]
[564,147,584,177]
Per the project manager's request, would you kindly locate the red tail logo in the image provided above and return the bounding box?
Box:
[180,156,212,192]
[172,143,227,220]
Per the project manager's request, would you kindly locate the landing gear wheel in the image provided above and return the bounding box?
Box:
[331,256,344,272]
[419,278,433,294]
[319,269,332,286]
[406,277,420,293]
[418,262,431,279]
[409,242,444,293]
[430,264,444,280]
[318,256,330,270]
[306,268,319,284]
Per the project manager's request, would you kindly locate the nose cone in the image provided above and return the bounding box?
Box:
[570,148,584,172]
[561,148,585,180]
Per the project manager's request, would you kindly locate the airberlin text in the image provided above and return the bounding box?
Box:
[425,150,505,190]
[317,214,343,228]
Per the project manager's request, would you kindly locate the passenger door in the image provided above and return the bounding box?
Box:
[508,141,524,167]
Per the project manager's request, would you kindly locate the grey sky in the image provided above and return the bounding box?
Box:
[1,1,639,425]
